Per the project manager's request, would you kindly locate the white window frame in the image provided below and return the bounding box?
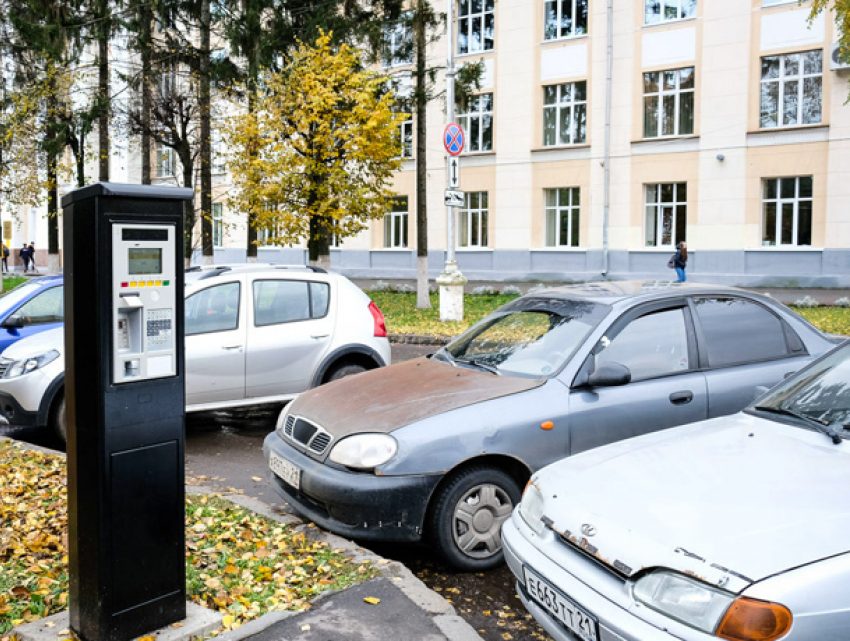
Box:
[543,82,587,146]
[383,14,413,68]
[545,188,580,247]
[759,51,823,130]
[156,144,175,178]
[645,183,687,248]
[762,177,813,247]
[400,118,413,158]
[459,192,489,248]
[457,0,495,55]
[212,203,224,248]
[383,197,409,248]
[212,129,226,174]
[643,67,695,139]
[645,0,697,25]
[457,93,493,153]
[544,0,588,40]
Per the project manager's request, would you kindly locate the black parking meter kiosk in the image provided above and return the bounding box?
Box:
[62,183,193,641]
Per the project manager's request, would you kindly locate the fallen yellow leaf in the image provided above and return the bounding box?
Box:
[222,615,235,628]
[251,476,262,482]
[363,597,381,605]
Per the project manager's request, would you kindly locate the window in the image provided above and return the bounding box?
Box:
[458,0,495,54]
[544,0,588,40]
[399,118,413,158]
[384,197,409,248]
[156,144,175,178]
[252,280,329,326]
[383,15,413,67]
[596,308,690,380]
[545,188,580,247]
[762,177,813,246]
[643,68,694,138]
[16,287,63,325]
[543,82,587,146]
[257,226,279,247]
[645,183,687,247]
[644,0,696,24]
[212,129,226,174]
[185,282,240,336]
[693,298,790,367]
[212,203,223,248]
[459,191,488,247]
[760,51,822,129]
[457,93,493,152]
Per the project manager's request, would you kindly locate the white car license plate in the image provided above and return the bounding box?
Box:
[524,566,598,641]
[269,452,301,490]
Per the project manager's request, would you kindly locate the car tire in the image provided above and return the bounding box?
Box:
[428,466,521,571]
[326,363,367,382]
[52,393,66,444]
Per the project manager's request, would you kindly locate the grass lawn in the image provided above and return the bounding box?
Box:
[371,291,850,339]
[0,441,373,635]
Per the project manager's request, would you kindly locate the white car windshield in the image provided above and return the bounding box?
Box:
[755,341,850,433]
[437,298,610,378]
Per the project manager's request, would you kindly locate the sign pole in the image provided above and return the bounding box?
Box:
[436,6,467,322]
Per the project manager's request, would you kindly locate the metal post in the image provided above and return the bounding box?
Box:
[437,0,467,322]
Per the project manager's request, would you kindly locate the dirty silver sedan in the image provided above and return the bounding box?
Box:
[264,282,839,571]
[503,339,850,641]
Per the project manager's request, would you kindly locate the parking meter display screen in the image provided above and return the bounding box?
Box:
[128,248,162,275]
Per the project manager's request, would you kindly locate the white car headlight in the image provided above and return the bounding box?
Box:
[4,350,60,379]
[519,482,546,535]
[632,571,734,633]
[328,434,397,470]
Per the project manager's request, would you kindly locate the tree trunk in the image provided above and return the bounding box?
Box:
[140,5,152,184]
[414,4,431,309]
[199,0,214,265]
[98,9,110,182]
[308,214,330,269]
[46,93,60,274]
[244,0,258,264]
[182,158,195,265]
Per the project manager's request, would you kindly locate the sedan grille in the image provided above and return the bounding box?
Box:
[283,415,333,455]
[0,358,12,379]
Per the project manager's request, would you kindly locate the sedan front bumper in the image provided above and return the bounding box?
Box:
[263,431,441,543]
[502,514,716,641]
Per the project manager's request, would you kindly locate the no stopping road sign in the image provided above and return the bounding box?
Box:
[444,123,465,156]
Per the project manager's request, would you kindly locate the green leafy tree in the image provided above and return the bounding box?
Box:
[226,33,406,267]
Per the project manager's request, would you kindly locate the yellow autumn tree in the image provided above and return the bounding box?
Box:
[226,32,407,267]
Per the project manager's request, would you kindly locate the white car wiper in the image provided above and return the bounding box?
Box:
[754,404,843,445]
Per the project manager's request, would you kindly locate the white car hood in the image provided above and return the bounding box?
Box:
[536,413,850,593]
[2,327,64,359]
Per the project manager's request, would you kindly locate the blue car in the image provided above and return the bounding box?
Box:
[0,276,64,353]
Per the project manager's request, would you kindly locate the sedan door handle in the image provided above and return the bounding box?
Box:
[669,391,694,405]
[311,334,329,340]
[222,345,243,351]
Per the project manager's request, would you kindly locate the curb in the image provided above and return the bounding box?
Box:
[0,440,482,641]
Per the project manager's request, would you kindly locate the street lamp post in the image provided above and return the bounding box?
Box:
[436,0,467,322]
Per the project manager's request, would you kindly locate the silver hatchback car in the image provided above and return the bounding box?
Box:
[504,340,850,641]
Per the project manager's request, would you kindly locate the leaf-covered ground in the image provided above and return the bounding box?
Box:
[371,291,850,338]
[0,441,372,636]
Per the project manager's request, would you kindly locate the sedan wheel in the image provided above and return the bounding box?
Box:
[430,466,521,571]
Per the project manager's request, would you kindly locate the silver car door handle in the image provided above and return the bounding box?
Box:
[311,334,329,340]
[222,345,243,351]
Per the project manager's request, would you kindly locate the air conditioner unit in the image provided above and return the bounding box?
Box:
[830,42,850,71]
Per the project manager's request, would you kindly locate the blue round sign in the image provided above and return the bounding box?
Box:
[444,123,465,156]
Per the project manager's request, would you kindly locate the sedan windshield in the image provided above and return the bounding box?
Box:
[754,341,850,433]
[438,298,610,377]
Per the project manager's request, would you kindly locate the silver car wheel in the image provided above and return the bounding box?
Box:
[452,483,514,559]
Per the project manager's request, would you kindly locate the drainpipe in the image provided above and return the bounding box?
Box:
[601,0,613,277]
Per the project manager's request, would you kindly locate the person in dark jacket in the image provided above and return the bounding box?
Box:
[674,241,687,283]
[19,244,29,273]
[1,244,8,273]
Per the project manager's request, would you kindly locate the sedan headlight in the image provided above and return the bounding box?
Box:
[328,434,397,470]
[3,350,60,379]
[519,482,546,535]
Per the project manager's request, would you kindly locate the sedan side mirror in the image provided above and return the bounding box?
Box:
[587,362,631,388]
[2,314,24,329]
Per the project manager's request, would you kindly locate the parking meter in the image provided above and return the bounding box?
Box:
[62,183,193,641]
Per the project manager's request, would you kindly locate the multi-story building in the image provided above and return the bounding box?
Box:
[10,0,850,286]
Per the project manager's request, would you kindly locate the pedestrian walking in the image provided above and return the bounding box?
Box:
[19,244,29,273]
[28,242,36,272]
[2,244,9,274]
[673,241,687,283]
